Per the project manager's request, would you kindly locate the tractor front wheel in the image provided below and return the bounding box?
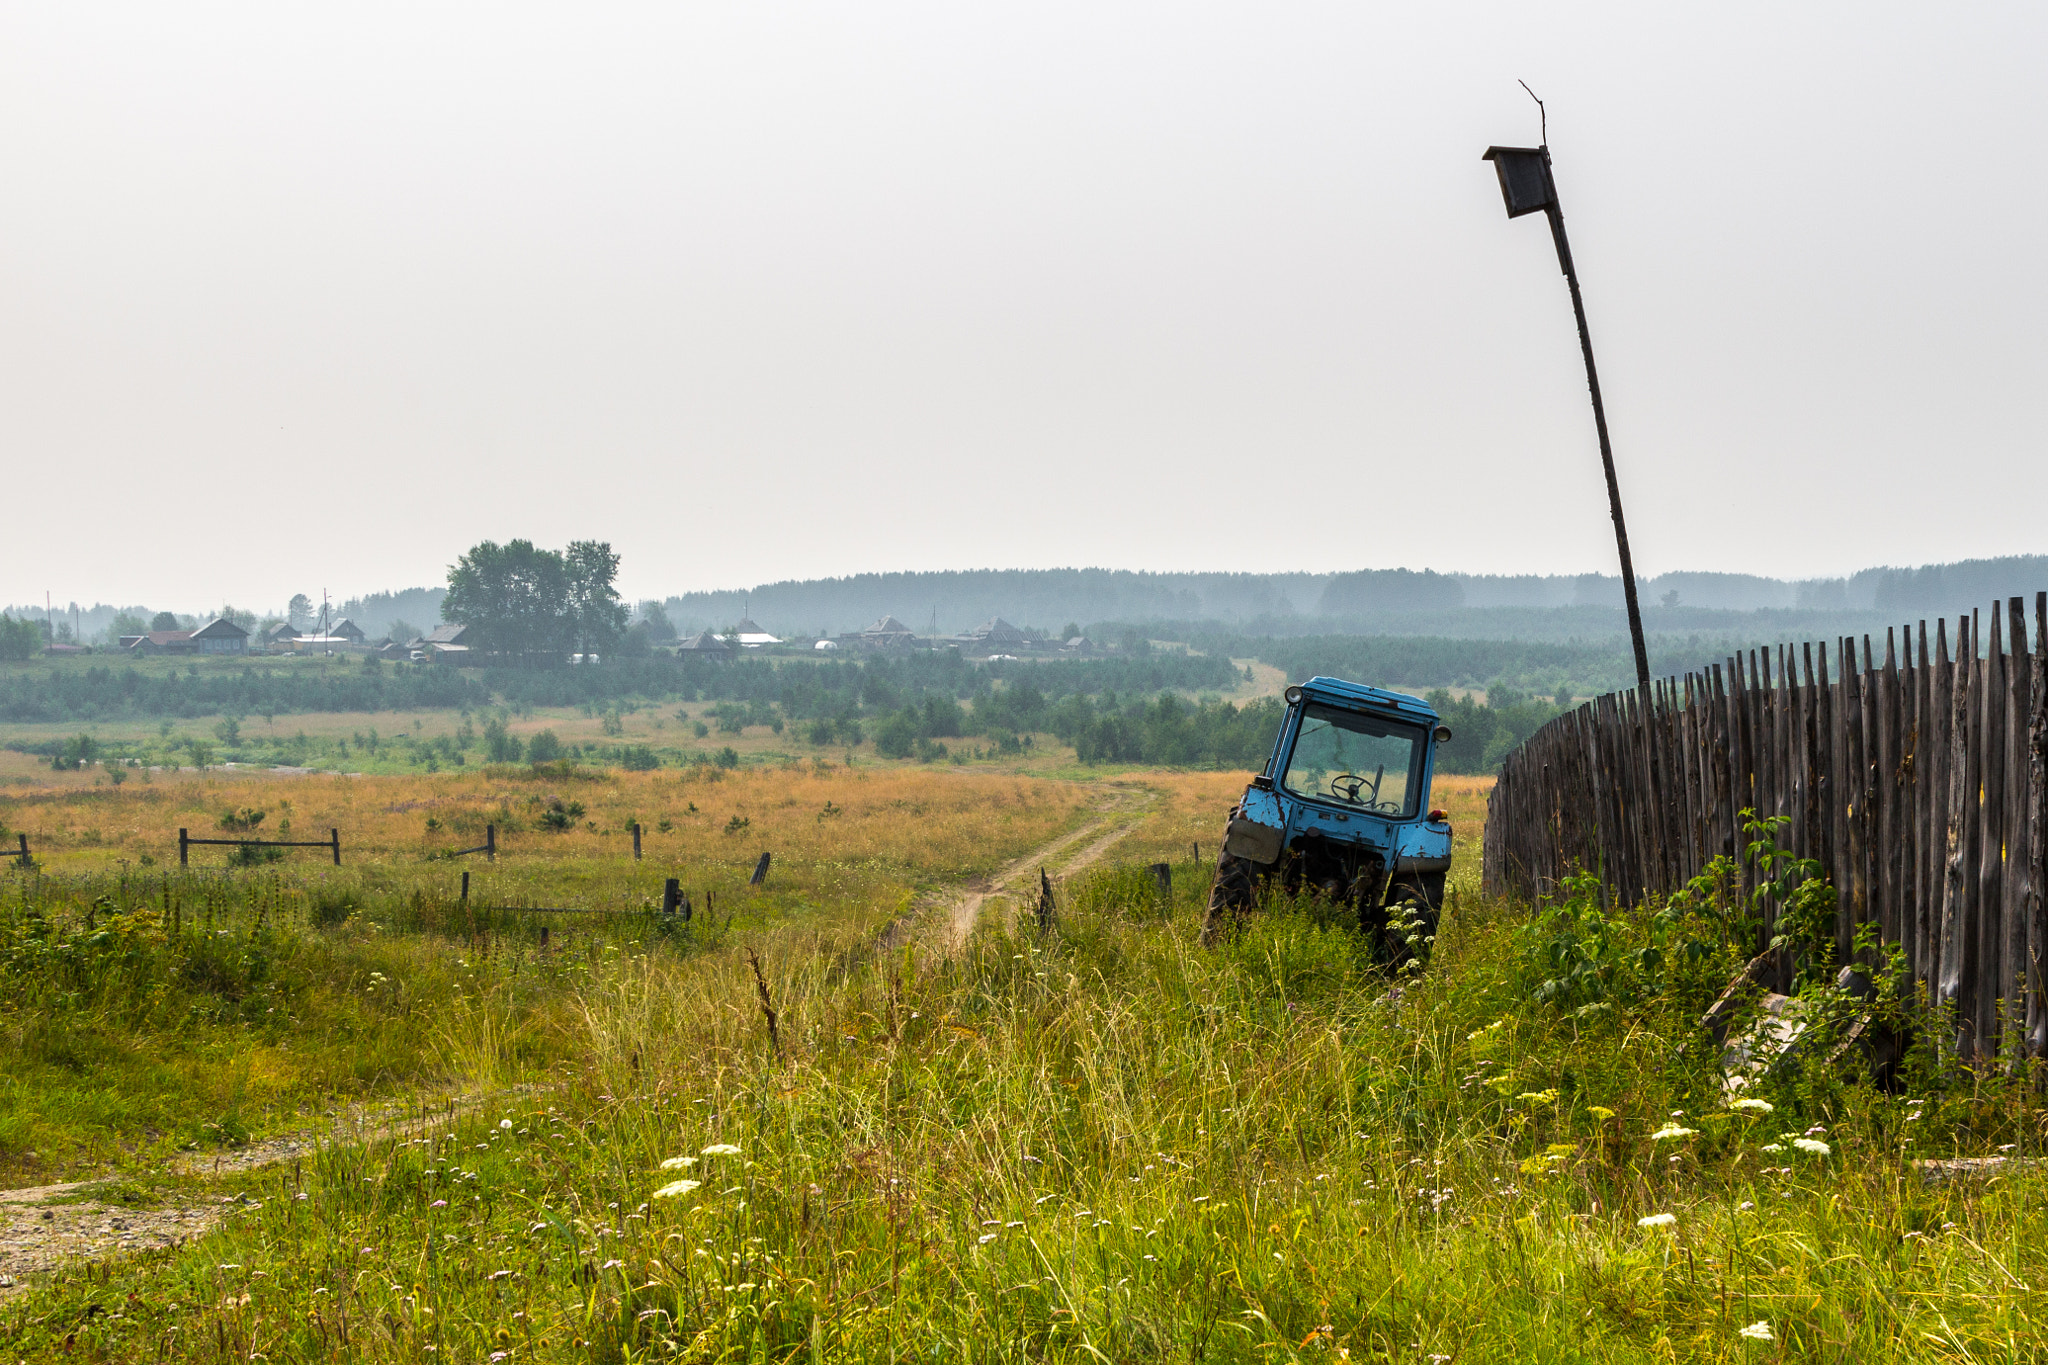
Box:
[1379,870,1446,960]
[1201,850,1265,946]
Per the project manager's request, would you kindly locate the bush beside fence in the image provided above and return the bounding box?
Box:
[1483,593,2046,1061]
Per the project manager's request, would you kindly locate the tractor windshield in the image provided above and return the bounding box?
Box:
[1281,703,1428,818]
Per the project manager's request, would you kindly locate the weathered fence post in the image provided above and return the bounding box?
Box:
[330,828,341,866]
[1150,863,1172,900]
[750,852,771,887]
[2028,593,2047,1058]
[487,823,496,861]
[663,877,681,915]
[1939,616,1972,1046]
[633,823,642,860]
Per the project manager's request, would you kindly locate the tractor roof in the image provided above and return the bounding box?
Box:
[1297,675,1439,723]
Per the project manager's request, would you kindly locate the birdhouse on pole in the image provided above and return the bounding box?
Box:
[1480,145,1555,218]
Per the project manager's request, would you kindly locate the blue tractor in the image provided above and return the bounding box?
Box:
[1202,677,1454,950]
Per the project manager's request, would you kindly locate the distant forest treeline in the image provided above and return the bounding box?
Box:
[0,652,1242,725]
[655,556,2048,635]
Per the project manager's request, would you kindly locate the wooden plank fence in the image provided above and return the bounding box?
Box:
[1483,594,2048,1059]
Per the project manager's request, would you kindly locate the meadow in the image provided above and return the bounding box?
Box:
[2,762,2042,1363]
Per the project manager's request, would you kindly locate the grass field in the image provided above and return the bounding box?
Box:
[4,760,2042,1363]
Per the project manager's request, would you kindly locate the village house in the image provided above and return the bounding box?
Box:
[956,616,1031,653]
[188,617,250,655]
[730,617,782,648]
[854,615,919,649]
[124,629,194,655]
[412,622,473,663]
[675,630,733,656]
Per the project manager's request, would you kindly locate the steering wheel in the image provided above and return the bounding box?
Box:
[1329,772,1378,805]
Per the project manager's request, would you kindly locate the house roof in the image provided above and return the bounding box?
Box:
[263,622,300,640]
[970,616,1027,642]
[328,618,365,638]
[422,623,468,645]
[864,615,915,635]
[132,630,193,648]
[191,617,249,639]
[677,630,733,652]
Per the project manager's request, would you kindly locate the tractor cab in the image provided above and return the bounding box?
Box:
[1204,677,1453,947]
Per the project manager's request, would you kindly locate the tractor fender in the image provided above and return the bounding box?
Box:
[1391,819,1453,874]
[1223,784,1287,864]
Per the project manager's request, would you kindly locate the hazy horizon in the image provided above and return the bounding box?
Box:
[4,3,2043,607]
[18,552,2048,639]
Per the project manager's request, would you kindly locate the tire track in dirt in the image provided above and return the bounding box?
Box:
[941,786,1154,948]
[0,1089,525,1298]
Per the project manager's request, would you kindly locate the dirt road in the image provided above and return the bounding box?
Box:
[935,785,1153,947]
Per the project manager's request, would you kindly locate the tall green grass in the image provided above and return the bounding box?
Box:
[0,857,874,1184]
[10,859,2048,1361]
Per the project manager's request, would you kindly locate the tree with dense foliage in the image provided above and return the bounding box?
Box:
[149,611,181,632]
[443,539,624,665]
[287,594,314,630]
[564,541,628,655]
[0,615,40,661]
[443,539,576,665]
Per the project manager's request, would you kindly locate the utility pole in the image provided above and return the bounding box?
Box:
[1483,99,1651,689]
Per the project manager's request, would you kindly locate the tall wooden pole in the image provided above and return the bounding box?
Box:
[1537,149,1650,689]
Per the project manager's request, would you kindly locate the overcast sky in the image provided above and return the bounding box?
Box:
[4,2,2043,611]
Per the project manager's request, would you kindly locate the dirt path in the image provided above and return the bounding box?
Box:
[0,1089,515,1297]
[937,785,1153,948]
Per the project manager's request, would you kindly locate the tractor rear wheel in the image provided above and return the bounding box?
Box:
[1201,850,1264,946]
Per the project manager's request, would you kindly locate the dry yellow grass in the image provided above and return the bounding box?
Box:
[0,763,1105,879]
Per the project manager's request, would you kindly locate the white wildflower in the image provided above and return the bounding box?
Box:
[1792,1137,1831,1156]
[1760,1143,1784,1153]
[1637,1213,1677,1229]
[1737,1321,1773,1342]
[499,1119,514,1130]
[700,1143,743,1157]
[652,1179,702,1200]
[1727,1098,1773,1113]
[659,1156,698,1170]
[1650,1124,1698,1141]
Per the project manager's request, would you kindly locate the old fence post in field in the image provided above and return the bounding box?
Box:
[750,852,771,886]
[1483,590,2048,1064]
[1150,862,1173,901]
[1037,868,1057,933]
[633,823,642,859]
